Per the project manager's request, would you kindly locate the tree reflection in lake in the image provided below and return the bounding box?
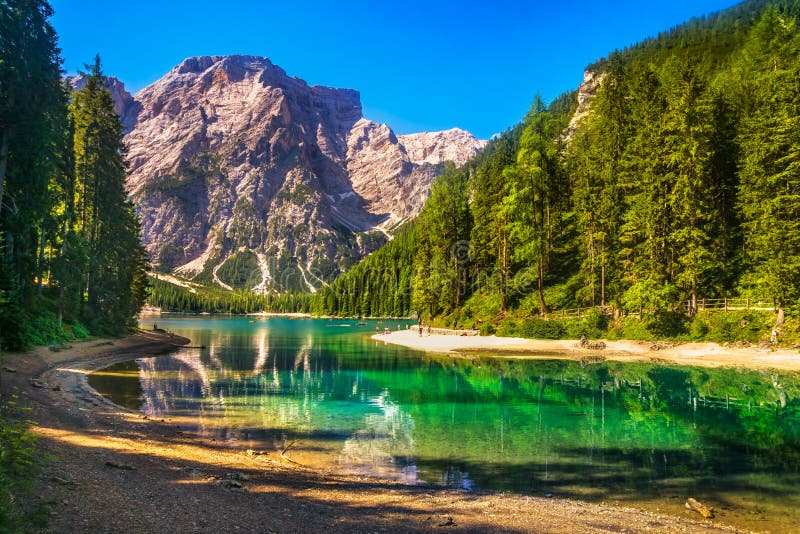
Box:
[89,317,800,527]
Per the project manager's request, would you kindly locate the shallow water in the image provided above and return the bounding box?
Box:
[90,316,800,528]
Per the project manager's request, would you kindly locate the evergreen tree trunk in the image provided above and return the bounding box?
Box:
[453,255,460,308]
[589,238,596,306]
[37,226,46,295]
[4,231,11,266]
[0,127,8,216]
[537,260,548,316]
[601,262,606,307]
[500,231,509,312]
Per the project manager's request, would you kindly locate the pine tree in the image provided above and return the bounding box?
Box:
[503,96,560,315]
[567,55,629,307]
[469,130,520,311]
[0,0,66,349]
[69,56,148,333]
[616,64,679,312]
[737,7,800,310]
[660,57,717,314]
[415,163,472,314]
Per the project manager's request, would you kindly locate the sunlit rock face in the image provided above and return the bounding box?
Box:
[562,69,607,142]
[94,55,485,292]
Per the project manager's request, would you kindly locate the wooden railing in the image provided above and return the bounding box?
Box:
[683,298,775,313]
[545,306,613,320]
[541,298,775,322]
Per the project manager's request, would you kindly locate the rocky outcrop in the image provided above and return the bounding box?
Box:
[111,55,484,292]
[562,69,607,142]
[345,119,440,228]
[398,129,486,167]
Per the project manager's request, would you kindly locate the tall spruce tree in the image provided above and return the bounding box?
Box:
[411,163,472,319]
[660,58,717,314]
[503,96,560,315]
[69,56,148,333]
[0,0,65,349]
[469,131,520,311]
[617,65,679,312]
[737,7,800,311]
[567,55,629,307]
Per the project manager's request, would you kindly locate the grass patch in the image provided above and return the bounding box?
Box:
[0,394,49,530]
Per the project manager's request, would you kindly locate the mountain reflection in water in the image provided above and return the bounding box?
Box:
[89,316,800,526]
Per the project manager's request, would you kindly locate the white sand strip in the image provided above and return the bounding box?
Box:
[372,330,800,371]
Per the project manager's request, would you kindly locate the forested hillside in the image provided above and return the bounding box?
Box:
[314,0,800,337]
[147,277,310,314]
[0,2,148,349]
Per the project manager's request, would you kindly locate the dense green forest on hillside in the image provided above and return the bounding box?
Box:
[147,277,311,314]
[0,1,148,350]
[312,0,800,340]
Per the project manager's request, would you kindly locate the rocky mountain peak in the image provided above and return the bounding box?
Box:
[77,55,485,292]
[398,128,487,167]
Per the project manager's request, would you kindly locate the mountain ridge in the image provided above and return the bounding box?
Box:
[102,55,485,292]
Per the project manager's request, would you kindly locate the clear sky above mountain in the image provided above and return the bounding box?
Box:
[51,0,741,139]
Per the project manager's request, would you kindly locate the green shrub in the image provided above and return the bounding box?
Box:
[0,395,48,530]
[540,274,586,311]
[645,312,689,339]
[460,293,503,325]
[696,311,771,343]
[605,312,688,340]
[610,316,653,340]
[506,317,566,339]
[562,309,610,339]
[0,295,27,351]
[777,316,800,345]
[27,310,65,346]
[689,316,710,340]
[64,322,90,341]
[479,323,496,336]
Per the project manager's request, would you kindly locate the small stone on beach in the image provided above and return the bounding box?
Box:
[105,461,136,471]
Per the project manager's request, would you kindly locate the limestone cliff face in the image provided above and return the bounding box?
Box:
[562,69,607,142]
[398,129,486,167]
[346,118,440,229]
[115,55,484,292]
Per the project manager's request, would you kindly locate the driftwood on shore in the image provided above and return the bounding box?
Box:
[685,497,714,518]
[280,440,303,466]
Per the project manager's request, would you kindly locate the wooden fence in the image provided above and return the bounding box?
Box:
[682,298,774,313]
[546,306,613,320]
[543,298,774,321]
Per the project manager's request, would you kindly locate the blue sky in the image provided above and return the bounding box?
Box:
[51,0,741,139]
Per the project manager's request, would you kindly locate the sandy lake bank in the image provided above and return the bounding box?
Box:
[372,329,800,371]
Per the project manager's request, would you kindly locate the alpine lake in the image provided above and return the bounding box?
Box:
[89,316,800,531]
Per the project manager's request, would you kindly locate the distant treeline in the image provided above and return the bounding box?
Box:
[0,2,147,349]
[312,0,800,335]
[148,278,311,314]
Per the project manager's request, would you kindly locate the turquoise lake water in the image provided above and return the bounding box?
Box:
[89,316,800,528]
